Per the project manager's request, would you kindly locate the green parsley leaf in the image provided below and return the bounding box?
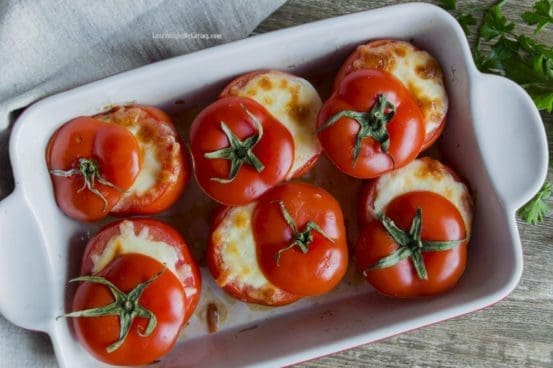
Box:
[518,183,553,224]
[438,0,477,36]
[438,0,457,11]
[479,0,515,41]
[458,13,477,35]
[522,0,553,34]
[432,0,553,223]
[472,3,553,113]
[530,89,553,111]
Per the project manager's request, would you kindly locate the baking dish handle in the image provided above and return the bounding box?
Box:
[0,190,53,332]
[471,73,549,211]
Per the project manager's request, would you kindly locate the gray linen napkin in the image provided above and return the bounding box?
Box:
[0,0,284,366]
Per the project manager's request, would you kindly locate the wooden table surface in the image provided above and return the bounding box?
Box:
[0,1,550,367]
[256,1,553,367]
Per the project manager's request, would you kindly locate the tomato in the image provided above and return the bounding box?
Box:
[46,116,141,221]
[190,96,294,205]
[94,105,187,215]
[207,206,301,306]
[81,218,201,323]
[220,70,323,179]
[334,39,448,150]
[356,191,467,298]
[317,69,425,178]
[252,183,348,296]
[67,253,186,365]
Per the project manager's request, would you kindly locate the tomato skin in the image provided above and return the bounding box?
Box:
[317,69,425,178]
[72,253,186,366]
[206,206,301,306]
[190,96,294,205]
[334,39,447,150]
[356,191,467,298]
[252,183,348,296]
[95,105,188,215]
[357,179,379,227]
[46,117,141,221]
[81,218,201,323]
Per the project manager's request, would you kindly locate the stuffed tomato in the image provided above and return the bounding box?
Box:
[221,70,323,178]
[317,69,425,178]
[60,219,201,365]
[47,105,187,221]
[207,182,348,305]
[190,96,294,206]
[355,157,473,298]
[335,39,449,150]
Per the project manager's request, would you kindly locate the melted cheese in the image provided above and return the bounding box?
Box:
[96,107,178,199]
[373,158,472,235]
[211,204,290,300]
[127,142,161,195]
[91,220,197,297]
[228,71,322,178]
[352,40,448,138]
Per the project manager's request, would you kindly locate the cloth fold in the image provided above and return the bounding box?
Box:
[0,0,285,366]
[0,0,284,130]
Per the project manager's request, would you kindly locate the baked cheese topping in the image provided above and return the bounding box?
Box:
[130,140,162,195]
[351,40,448,138]
[97,107,180,198]
[227,71,322,178]
[373,158,472,235]
[91,220,197,298]
[211,203,290,302]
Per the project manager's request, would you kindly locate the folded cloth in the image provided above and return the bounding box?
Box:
[0,0,285,130]
[0,0,284,366]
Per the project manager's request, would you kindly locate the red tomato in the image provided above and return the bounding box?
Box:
[46,117,141,221]
[356,191,467,298]
[190,96,294,205]
[81,218,201,323]
[252,183,348,296]
[207,206,301,306]
[220,70,323,179]
[95,105,187,215]
[317,69,425,178]
[69,253,186,365]
[334,39,448,150]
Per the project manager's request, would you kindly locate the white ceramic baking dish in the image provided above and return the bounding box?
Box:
[0,2,548,367]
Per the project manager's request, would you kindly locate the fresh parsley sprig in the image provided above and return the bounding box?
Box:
[522,0,553,34]
[438,0,477,35]
[518,183,553,225]
[440,0,553,224]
